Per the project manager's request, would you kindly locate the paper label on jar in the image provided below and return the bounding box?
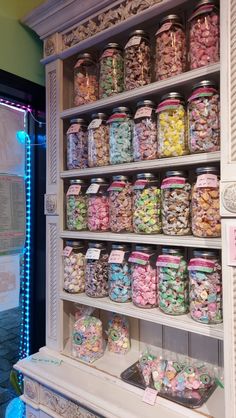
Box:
[74,59,86,69]
[66,124,80,134]
[134,107,153,119]
[156,99,181,113]
[133,179,148,190]
[125,35,142,49]
[156,255,181,269]
[66,185,81,196]
[101,49,115,59]
[128,251,150,265]
[189,5,215,21]
[108,181,126,191]
[108,250,125,264]
[188,258,215,273]
[62,246,73,257]
[155,22,172,36]
[188,87,217,102]
[85,248,101,260]
[107,113,128,123]
[161,177,185,189]
[86,183,100,194]
[196,174,218,188]
[88,119,102,130]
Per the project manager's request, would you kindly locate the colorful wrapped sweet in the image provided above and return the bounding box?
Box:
[107,314,130,354]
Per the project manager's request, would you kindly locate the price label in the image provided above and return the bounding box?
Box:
[108,181,126,191]
[128,251,150,265]
[67,124,80,134]
[86,183,100,194]
[85,248,101,260]
[196,174,218,188]
[161,177,185,189]
[134,107,152,119]
[62,246,73,257]
[74,59,86,69]
[155,22,172,36]
[188,258,215,273]
[125,35,142,49]
[66,185,81,196]
[142,388,158,405]
[156,255,181,269]
[108,250,125,264]
[88,119,102,130]
[101,50,114,59]
[228,226,236,266]
[133,179,148,190]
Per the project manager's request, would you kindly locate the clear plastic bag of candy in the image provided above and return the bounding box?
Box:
[107,314,130,354]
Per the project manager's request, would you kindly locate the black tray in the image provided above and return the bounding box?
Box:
[120,361,217,409]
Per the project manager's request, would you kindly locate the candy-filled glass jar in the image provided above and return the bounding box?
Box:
[191,167,221,237]
[66,179,87,231]
[157,92,188,158]
[129,245,158,308]
[88,112,109,167]
[188,249,222,324]
[99,43,124,98]
[87,178,109,232]
[161,171,191,235]
[124,30,151,91]
[189,0,220,69]
[108,244,131,303]
[155,14,186,81]
[63,241,86,293]
[85,242,109,297]
[66,118,88,170]
[133,173,161,234]
[157,247,188,315]
[73,53,98,106]
[133,100,157,161]
[108,175,133,233]
[187,80,220,153]
[108,107,133,164]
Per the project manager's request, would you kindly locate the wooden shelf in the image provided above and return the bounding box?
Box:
[60,291,223,340]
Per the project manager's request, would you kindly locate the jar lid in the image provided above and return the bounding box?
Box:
[128,29,149,39]
[112,175,129,181]
[69,179,85,184]
[70,118,87,125]
[195,167,219,175]
[91,112,107,120]
[162,247,184,255]
[137,100,155,108]
[103,42,122,50]
[65,240,83,248]
[164,170,187,178]
[88,242,106,249]
[90,177,108,184]
[160,92,184,101]
[134,244,155,252]
[193,249,219,258]
[77,52,94,60]
[192,80,217,90]
[194,0,218,10]
[136,173,156,180]
[112,106,130,113]
[111,243,130,251]
[160,14,183,26]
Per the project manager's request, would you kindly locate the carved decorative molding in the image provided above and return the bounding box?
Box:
[48,222,58,340]
[222,183,236,213]
[24,378,40,403]
[47,69,58,185]
[45,194,57,215]
[44,33,60,57]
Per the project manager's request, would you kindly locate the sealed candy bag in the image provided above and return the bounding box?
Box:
[107,314,130,354]
[138,349,156,386]
[171,364,213,392]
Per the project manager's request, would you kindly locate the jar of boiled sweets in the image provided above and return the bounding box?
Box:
[108,175,133,233]
[108,107,133,164]
[133,100,157,161]
[88,113,109,167]
[156,247,188,315]
[161,171,191,235]
[157,93,188,158]
[155,14,186,81]
[108,244,131,303]
[133,173,161,234]
[66,179,87,231]
[73,53,98,106]
[86,178,109,232]
[66,118,88,170]
[191,167,221,237]
[189,0,220,70]
[85,242,109,297]
[188,249,222,324]
[129,244,157,308]
[124,30,151,91]
[99,43,124,99]
[63,241,86,293]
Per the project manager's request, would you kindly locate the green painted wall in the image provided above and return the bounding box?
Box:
[0,0,45,86]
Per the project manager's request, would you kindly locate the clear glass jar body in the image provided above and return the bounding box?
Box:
[88,119,109,167]
[108,251,131,303]
[133,178,161,234]
[85,249,109,297]
[66,122,88,170]
[133,106,157,161]
[157,99,187,158]
[155,21,186,80]
[99,46,124,98]
[87,184,109,232]
[74,56,98,106]
[131,251,158,308]
[124,35,151,90]
[66,184,87,231]
[63,245,86,293]
[187,86,220,153]
[109,179,133,233]
[189,256,222,324]
[191,173,221,237]
[109,113,133,164]
[189,4,220,70]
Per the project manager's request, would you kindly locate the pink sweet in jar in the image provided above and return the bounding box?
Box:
[133,100,157,161]
[108,175,133,233]
[86,178,109,232]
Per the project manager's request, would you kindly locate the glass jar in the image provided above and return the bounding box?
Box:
[63,241,86,293]
[133,100,157,161]
[155,14,186,81]
[66,179,87,231]
[133,173,161,234]
[191,167,221,237]
[108,107,133,164]
[188,250,222,324]
[124,30,151,91]
[73,53,98,106]
[157,247,188,315]
[161,171,191,235]
[87,178,109,232]
[85,242,109,297]
[66,118,88,170]
[108,175,133,233]
[189,0,220,70]
[157,92,188,158]
[187,80,220,153]
[108,244,131,303]
[129,245,157,308]
[99,43,124,99]
[88,113,109,167]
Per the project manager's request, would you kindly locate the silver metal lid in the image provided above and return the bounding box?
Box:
[161,92,184,101]
[90,178,108,184]
[160,14,183,26]
[192,80,217,90]
[194,0,218,10]
[162,247,184,255]
[136,173,156,180]
[91,112,107,120]
[165,170,187,178]
[69,179,85,185]
[88,242,106,249]
[112,175,129,181]
[112,106,130,113]
[195,167,219,175]
[65,240,84,248]
[134,244,155,252]
[104,42,122,50]
[77,52,94,60]
[128,29,149,39]
[193,249,219,258]
[111,244,130,251]
[137,100,155,108]
[70,118,87,125]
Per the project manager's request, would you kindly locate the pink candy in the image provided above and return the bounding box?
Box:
[87,195,109,231]
[131,264,158,308]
